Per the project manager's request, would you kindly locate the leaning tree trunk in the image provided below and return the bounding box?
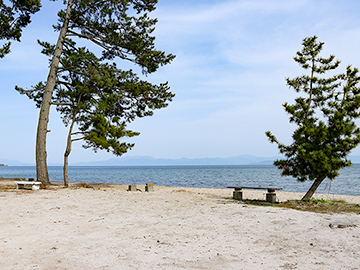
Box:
[64,151,71,188]
[63,117,77,188]
[63,131,72,188]
[301,175,326,200]
[63,145,71,188]
[36,0,73,186]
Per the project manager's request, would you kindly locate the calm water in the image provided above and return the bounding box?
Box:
[1,165,359,196]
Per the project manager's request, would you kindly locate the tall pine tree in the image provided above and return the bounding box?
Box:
[266,36,360,199]
[18,0,175,185]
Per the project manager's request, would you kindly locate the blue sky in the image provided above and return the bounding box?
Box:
[2,0,360,164]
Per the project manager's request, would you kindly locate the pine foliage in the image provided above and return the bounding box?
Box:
[18,39,174,155]
[0,0,41,57]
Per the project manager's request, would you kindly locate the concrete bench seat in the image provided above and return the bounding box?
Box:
[15,181,42,190]
[227,186,283,203]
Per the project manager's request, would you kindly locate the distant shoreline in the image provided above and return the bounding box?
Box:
[2,163,360,167]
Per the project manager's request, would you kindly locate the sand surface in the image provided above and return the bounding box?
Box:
[0,182,360,269]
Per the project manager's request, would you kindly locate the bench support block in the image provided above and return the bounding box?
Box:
[233,190,243,200]
[15,181,41,190]
[266,192,276,203]
[145,183,154,192]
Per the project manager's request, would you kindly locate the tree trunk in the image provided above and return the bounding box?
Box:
[63,131,71,188]
[63,118,76,188]
[301,175,326,200]
[36,0,73,186]
[63,151,70,188]
[63,152,70,188]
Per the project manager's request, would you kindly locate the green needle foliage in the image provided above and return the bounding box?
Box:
[0,0,41,58]
[58,0,173,74]
[266,36,360,200]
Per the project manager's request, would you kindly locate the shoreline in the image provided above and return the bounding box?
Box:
[2,165,360,197]
[2,179,360,204]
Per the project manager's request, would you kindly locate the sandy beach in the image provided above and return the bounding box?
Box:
[0,182,359,269]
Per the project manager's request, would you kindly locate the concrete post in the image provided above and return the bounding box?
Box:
[266,192,276,203]
[145,183,154,192]
[128,184,137,191]
[233,190,243,200]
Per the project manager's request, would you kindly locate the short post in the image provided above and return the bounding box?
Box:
[17,183,25,189]
[128,184,137,191]
[233,188,243,200]
[266,189,277,203]
[145,183,154,192]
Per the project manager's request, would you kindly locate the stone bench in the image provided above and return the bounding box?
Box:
[227,186,283,203]
[128,183,154,192]
[15,181,42,190]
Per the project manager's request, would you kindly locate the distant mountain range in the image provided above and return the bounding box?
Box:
[3,154,360,166]
[0,158,33,166]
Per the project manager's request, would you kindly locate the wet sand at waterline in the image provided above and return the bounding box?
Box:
[0,182,359,269]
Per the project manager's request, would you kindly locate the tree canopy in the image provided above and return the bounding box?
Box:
[0,0,41,58]
[266,36,360,199]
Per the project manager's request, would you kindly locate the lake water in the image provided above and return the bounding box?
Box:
[1,165,359,196]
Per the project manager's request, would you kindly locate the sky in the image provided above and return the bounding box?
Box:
[2,0,360,164]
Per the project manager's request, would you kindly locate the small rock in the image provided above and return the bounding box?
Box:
[329,222,356,229]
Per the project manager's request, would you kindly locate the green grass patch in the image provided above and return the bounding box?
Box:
[233,197,360,214]
[277,199,360,214]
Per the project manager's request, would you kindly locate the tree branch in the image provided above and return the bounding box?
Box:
[67,30,135,63]
[50,101,73,106]
[71,131,84,135]
[71,136,86,142]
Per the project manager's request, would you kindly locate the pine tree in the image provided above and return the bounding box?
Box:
[17,0,175,185]
[0,0,41,58]
[266,36,360,200]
